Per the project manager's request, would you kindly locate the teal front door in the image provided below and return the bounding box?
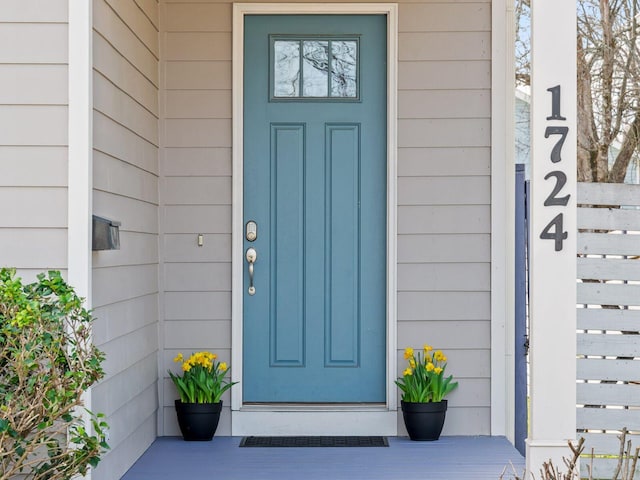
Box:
[243,14,387,403]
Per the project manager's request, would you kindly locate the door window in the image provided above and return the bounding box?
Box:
[272,37,359,100]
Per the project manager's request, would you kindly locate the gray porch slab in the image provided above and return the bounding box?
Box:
[119,436,524,480]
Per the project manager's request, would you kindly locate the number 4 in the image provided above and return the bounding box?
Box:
[539,213,568,251]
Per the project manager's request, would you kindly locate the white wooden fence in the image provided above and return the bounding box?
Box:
[577,182,640,479]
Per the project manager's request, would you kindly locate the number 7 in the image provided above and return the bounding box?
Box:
[544,126,569,163]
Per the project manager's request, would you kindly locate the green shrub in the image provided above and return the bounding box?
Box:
[0,268,108,480]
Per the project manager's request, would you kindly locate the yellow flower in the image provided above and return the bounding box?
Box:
[426,362,435,372]
[182,362,192,372]
[403,368,413,376]
[173,353,183,363]
[197,352,209,365]
[403,347,414,360]
[219,362,228,372]
[434,367,443,375]
[423,344,433,353]
[434,350,444,362]
[409,358,416,369]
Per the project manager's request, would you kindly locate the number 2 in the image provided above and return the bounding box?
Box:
[543,171,570,206]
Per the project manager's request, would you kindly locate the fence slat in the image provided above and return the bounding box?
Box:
[581,431,640,454]
[578,232,640,256]
[578,207,640,231]
[577,283,640,306]
[577,408,640,430]
[575,184,640,460]
[578,308,640,331]
[578,182,640,206]
[580,432,640,479]
[578,257,640,281]
[578,358,640,381]
[580,457,640,480]
[578,333,640,356]
[577,383,640,407]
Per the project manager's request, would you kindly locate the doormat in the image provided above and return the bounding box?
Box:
[239,436,389,447]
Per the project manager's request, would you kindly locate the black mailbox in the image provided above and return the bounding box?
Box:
[92,215,121,251]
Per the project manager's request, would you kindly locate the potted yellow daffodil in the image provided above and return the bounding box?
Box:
[395,344,458,441]
[169,351,237,441]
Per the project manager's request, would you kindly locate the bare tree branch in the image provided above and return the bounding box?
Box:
[518,0,640,183]
[611,108,640,181]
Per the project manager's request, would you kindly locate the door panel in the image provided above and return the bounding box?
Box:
[270,124,304,366]
[243,14,387,403]
[325,124,360,367]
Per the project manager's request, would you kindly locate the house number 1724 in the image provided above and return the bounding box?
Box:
[539,85,570,251]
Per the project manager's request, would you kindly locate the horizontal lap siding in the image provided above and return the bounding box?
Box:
[159,0,491,437]
[397,0,491,436]
[91,1,160,479]
[0,5,68,278]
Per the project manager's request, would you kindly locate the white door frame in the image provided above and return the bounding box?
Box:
[230,3,399,435]
[490,0,515,440]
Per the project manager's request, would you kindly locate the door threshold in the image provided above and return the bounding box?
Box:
[240,403,387,412]
[232,409,398,436]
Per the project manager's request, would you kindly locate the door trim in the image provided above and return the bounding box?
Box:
[231,3,398,434]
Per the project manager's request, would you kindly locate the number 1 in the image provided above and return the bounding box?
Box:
[547,85,566,121]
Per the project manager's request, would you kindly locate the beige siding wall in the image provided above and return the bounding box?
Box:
[91,1,160,478]
[397,1,492,435]
[0,1,68,280]
[160,0,233,435]
[160,0,491,436]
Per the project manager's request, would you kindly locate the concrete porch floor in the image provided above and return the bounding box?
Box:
[119,436,524,480]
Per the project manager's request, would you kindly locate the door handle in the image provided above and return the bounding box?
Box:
[246,248,257,295]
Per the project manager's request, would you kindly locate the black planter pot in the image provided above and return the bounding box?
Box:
[401,400,448,441]
[174,400,222,441]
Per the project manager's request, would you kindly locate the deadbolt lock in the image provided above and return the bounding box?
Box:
[246,221,257,242]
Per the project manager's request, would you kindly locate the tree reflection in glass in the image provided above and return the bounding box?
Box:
[274,40,300,97]
[303,41,329,97]
[330,41,357,98]
[274,39,357,98]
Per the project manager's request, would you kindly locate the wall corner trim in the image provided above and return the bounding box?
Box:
[491,0,516,439]
[68,0,94,474]
[68,0,93,303]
